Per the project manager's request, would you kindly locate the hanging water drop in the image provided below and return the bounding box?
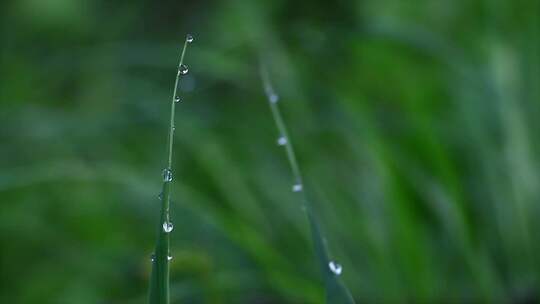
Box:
[163,222,174,233]
[292,183,303,192]
[277,136,287,146]
[186,34,194,43]
[150,253,156,262]
[269,94,279,103]
[163,169,173,182]
[328,261,342,275]
[174,96,181,103]
[167,255,173,261]
[178,64,189,75]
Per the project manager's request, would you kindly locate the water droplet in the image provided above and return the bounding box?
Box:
[328,261,342,275]
[172,126,176,131]
[277,136,287,146]
[186,34,194,43]
[292,183,303,192]
[163,169,173,182]
[150,253,156,262]
[163,222,174,233]
[269,94,279,103]
[178,64,189,75]
[174,96,181,103]
[167,255,173,261]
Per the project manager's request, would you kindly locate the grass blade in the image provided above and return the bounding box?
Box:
[260,63,356,304]
[148,34,193,304]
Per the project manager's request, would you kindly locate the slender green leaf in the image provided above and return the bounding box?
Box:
[148,34,193,304]
[261,63,356,304]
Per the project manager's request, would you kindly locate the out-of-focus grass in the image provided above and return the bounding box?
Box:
[261,63,355,303]
[1,0,540,303]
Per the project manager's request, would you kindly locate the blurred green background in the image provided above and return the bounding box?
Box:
[1,0,540,303]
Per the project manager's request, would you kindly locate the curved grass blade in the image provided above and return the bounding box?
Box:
[260,63,356,304]
[148,34,193,304]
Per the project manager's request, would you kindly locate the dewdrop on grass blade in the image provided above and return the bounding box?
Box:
[162,222,174,233]
[292,183,303,192]
[178,64,189,75]
[269,93,279,103]
[162,169,173,182]
[328,261,343,276]
[277,136,287,146]
[148,34,193,304]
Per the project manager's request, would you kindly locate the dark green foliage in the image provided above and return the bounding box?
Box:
[1,0,540,303]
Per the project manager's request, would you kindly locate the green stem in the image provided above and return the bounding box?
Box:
[260,63,355,303]
[148,34,191,304]
[167,38,189,169]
